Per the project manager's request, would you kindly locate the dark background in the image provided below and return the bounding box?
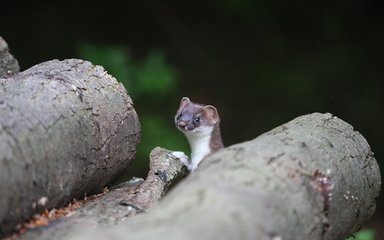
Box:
[2,1,383,238]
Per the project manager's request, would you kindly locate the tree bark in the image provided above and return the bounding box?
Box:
[17,113,383,240]
[0,36,19,77]
[18,147,187,240]
[0,59,141,236]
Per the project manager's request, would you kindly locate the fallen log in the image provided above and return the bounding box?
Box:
[18,147,187,240]
[16,113,383,240]
[0,36,19,77]
[0,59,141,236]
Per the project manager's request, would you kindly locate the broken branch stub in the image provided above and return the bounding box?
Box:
[0,36,19,77]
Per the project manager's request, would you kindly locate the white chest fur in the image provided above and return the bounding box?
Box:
[185,126,213,171]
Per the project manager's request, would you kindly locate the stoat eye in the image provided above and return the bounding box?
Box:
[193,117,200,123]
[177,113,182,120]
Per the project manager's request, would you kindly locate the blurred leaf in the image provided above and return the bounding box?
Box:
[345,229,375,240]
[77,44,178,99]
[126,114,189,178]
[133,49,178,98]
[136,115,189,161]
[76,42,133,90]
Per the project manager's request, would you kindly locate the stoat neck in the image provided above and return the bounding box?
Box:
[185,127,213,170]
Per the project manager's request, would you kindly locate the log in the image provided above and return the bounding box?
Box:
[0,59,141,236]
[18,147,187,240]
[17,113,383,240]
[0,36,19,77]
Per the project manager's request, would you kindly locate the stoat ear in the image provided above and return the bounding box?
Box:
[203,105,220,124]
[179,97,190,108]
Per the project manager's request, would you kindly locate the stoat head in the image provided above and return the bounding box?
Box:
[175,97,220,136]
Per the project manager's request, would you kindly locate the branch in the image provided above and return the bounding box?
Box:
[18,147,186,239]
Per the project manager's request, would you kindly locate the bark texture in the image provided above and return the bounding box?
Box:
[19,147,187,240]
[0,59,141,236]
[64,113,379,240]
[0,36,19,77]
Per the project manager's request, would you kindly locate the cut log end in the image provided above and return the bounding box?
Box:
[0,59,141,236]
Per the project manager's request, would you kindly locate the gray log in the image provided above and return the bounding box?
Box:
[19,147,187,240]
[62,113,379,240]
[0,59,141,236]
[0,36,20,77]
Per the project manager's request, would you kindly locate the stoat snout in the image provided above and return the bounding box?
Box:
[176,120,189,129]
[176,119,199,132]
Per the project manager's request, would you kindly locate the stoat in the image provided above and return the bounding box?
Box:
[172,97,224,171]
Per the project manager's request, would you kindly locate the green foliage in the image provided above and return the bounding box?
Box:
[76,43,132,89]
[138,115,189,161]
[76,42,186,177]
[76,43,177,99]
[133,50,178,98]
[345,229,375,240]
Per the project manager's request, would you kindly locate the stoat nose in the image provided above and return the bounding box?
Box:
[178,121,187,127]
